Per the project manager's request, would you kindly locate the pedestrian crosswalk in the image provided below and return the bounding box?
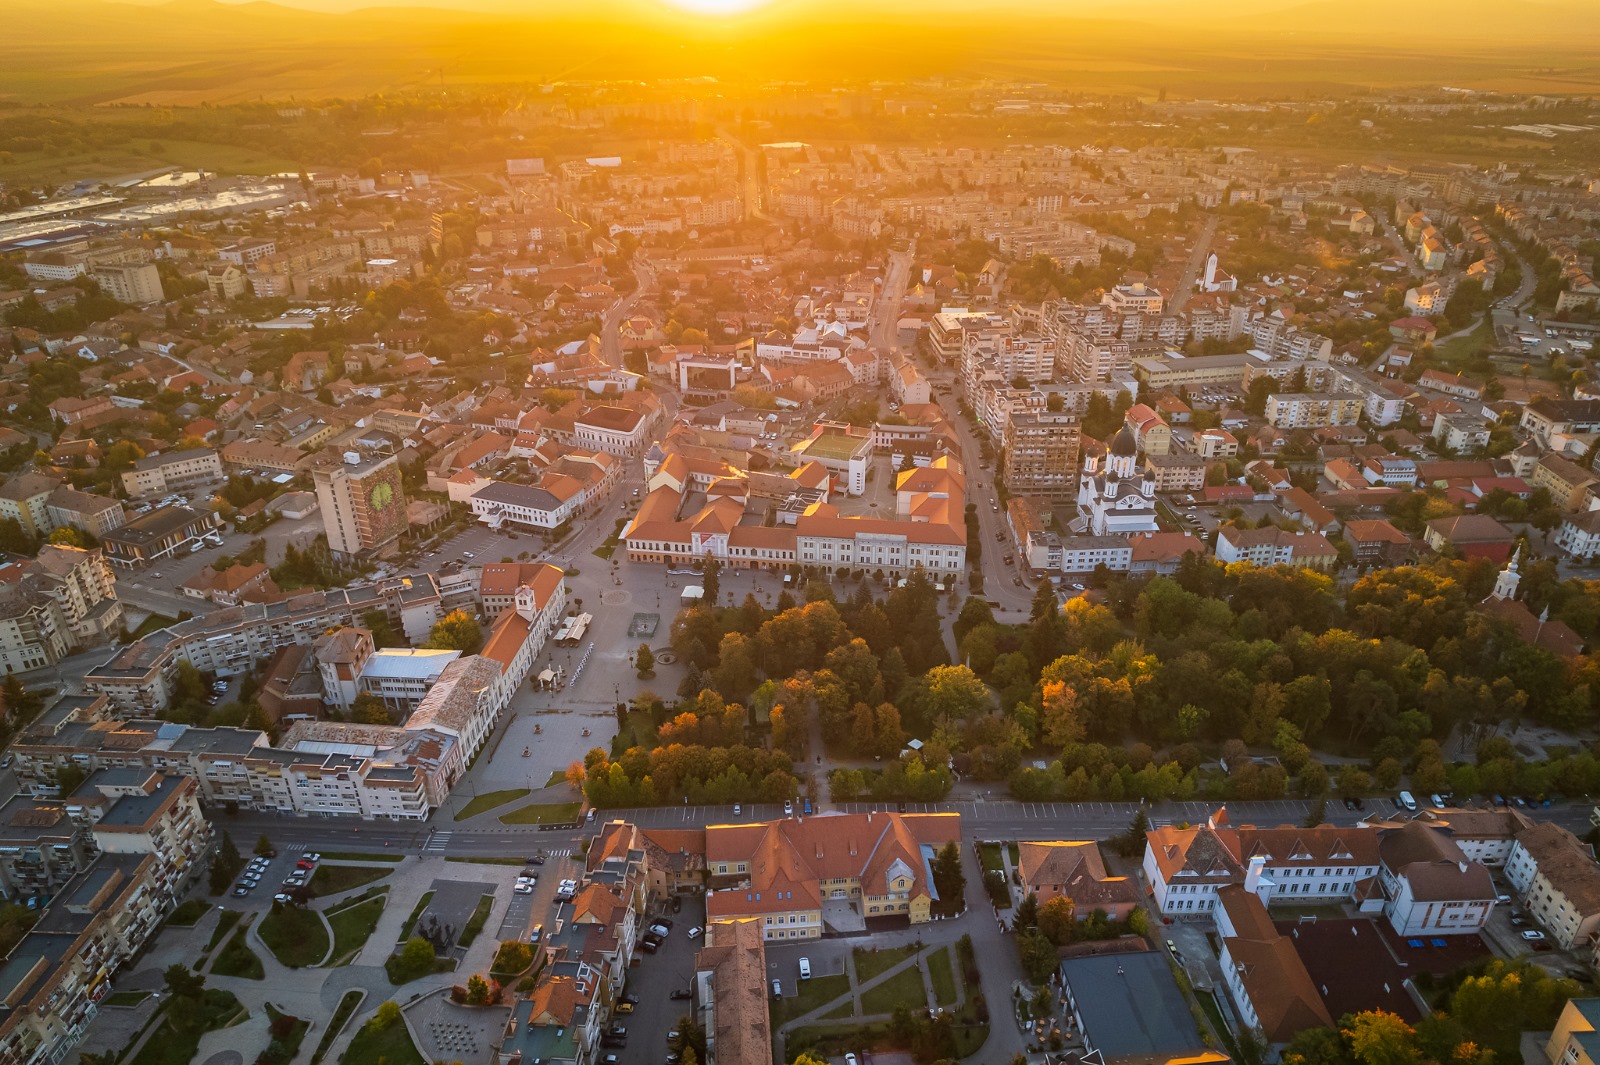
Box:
[543,848,572,859]
[422,830,452,855]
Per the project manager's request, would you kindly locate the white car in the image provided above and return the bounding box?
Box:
[513,883,534,895]
[687,926,703,939]
[1521,929,1546,941]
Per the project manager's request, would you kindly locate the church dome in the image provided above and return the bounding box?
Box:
[1110,426,1138,457]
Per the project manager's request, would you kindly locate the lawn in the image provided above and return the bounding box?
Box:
[311,991,364,1065]
[454,788,530,821]
[860,965,927,1015]
[210,930,266,979]
[1007,843,1020,867]
[105,990,152,1007]
[310,864,392,896]
[258,905,331,968]
[341,1014,425,1065]
[853,943,918,983]
[498,801,582,825]
[457,895,494,947]
[204,910,243,954]
[1195,988,1241,1059]
[978,843,1005,875]
[327,896,386,966]
[166,899,211,927]
[318,851,404,863]
[544,769,568,787]
[928,946,957,1005]
[398,891,433,942]
[1434,316,1495,368]
[128,613,179,641]
[129,990,246,1065]
[773,973,852,1025]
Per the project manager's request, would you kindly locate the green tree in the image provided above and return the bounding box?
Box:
[1017,928,1057,983]
[635,644,655,678]
[350,691,391,725]
[369,1000,402,1030]
[164,963,205,1001]
[1036,895,1077,945]
[255,834,275,857]
[361,609,403,649]
[702,556,721,603]
[931,841,965,915]
[465,974,492,1005]
[423,610,483,654]
[54,763,87,797]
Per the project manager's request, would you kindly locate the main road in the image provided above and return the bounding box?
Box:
[599,258,655,369]
[206,795,1595,859]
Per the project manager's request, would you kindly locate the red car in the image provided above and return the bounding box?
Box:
[296,860,314,871]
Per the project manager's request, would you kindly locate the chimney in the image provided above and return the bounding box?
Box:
[1244,855,1267,897]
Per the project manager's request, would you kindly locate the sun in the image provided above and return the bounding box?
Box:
[660,0,771,13]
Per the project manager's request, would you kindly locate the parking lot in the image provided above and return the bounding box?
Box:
[611,895,706,1065]
[494,850,584,942]
[224,844,323,908]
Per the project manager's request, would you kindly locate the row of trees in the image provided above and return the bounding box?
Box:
[573,742,798,807]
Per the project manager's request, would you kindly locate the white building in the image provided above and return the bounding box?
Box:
[1076,428,1158,536]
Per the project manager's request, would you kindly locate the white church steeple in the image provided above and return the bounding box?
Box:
[1490,546,1523,602]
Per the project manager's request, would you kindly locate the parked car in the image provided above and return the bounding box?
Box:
[687,926,703,939]
[649,923,671,938]
[733,804,742,817]
[232,887,251,897]
[783,800,793,816]
[670,988,693,1000]
[514,883,534,895]
[1521,929,1546,941]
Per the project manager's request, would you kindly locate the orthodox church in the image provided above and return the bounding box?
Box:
[1076,425,1159,536]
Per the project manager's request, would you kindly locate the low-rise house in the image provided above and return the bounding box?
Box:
[1016,840,1136,920]
[1344,519,1413,567]
[1424,513,1514,562]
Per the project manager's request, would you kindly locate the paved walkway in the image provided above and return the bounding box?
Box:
[73,857,520,1065]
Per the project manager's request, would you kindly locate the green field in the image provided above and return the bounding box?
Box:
[311,991,364,1065]
[457,895,494,948]
[258,905,330,968]
[0,139,305,186]
[454,788,530,821]
[340,1014,424,1065]
[210,930,265,979]
[129,990,246,1065]
[310,864,391,896]
[773,973,852,1026]
[1435,316,1495,368]
[928,947,957,1005]
[853,944,918,983]
[166,899,210,927]
[860,965,927,1015]
[498,801,581,826]
[327,896,387,967]
[398,891,433,942]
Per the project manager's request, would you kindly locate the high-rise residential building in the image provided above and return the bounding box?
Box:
[313,452,408,559]
[92,262,165,305]
[1003,410,1082,499]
